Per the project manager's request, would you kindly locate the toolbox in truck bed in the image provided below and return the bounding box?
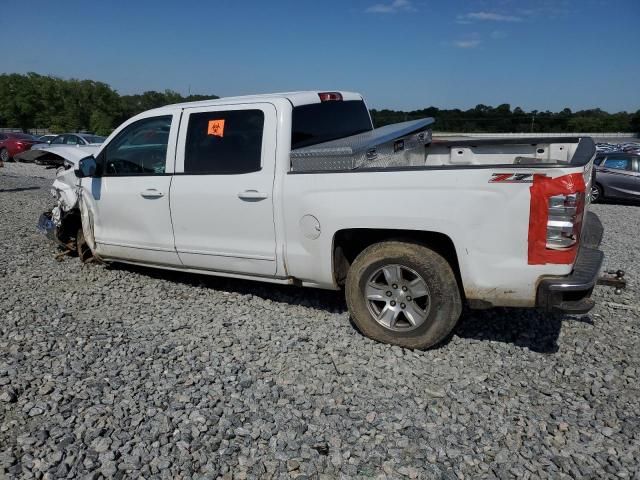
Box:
[290,118,434,172]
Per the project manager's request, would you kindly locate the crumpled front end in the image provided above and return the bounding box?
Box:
[37,148,86,251]
[50,166,80,225]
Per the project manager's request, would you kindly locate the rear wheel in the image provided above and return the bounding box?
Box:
[345,241,462,349]
[590,183,603,203]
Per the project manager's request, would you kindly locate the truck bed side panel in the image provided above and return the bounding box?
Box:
[282,167,585,307]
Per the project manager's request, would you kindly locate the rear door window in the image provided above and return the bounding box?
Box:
[184,109,264,174]
[291,100,372,149]
[603,157,631,170]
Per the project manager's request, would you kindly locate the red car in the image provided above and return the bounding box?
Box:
[0,132,39,164]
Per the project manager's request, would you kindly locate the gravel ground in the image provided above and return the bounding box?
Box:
[1,162,639,479]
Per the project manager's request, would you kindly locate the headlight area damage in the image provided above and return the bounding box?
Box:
[34,146,97,263]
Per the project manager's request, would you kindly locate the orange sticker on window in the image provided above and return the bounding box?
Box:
[207,119,225,137]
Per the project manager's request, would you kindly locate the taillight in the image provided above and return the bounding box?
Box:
[528,173,586,265]
[318,92,343,102]
[546,193,584,249]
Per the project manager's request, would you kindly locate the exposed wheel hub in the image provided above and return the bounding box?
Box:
[365,264,431,332]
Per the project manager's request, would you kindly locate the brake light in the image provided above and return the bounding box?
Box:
[528,173,586,265]
[546,193,584,249]
[318,92,343,102]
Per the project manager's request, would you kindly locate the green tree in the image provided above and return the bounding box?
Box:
[0,73,218,134]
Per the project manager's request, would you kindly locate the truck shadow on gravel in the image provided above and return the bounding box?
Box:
[452,308,593,353]
[0,186,41,193]
[110,262,591,354]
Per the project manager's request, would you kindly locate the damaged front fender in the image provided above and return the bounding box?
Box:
[35,145,99,262]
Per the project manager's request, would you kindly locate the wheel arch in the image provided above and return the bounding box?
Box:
[332,228,463,292]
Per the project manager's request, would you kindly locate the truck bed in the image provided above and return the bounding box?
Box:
[425,136,590,167]
[290,117,595,173]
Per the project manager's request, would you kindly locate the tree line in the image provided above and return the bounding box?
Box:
[0,73,218,135]
[371,104,640,133]
[1,73,638,134]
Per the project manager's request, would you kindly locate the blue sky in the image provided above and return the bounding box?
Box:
[2,0,639,112]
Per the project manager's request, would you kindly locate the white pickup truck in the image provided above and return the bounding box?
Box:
[38,90,619,349]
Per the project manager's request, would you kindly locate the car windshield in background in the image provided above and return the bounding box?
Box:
[81,135,106,143]
[291,100,373,150]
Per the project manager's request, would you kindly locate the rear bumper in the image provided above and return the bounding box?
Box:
[536,211,604,314]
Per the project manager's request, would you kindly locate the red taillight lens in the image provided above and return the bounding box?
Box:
[318,92,343,102]
[528,173,586,265]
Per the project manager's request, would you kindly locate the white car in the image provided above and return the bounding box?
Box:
[16,133,105,165]
[40,90,616,349]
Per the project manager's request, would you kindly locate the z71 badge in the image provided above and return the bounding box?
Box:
[489,173,533,183]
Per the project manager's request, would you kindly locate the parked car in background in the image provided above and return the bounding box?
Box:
[36,134,59,144]
[16,133,106,166]
[48,133,106,146]
[0,132,39,164]
[591,153,640,202]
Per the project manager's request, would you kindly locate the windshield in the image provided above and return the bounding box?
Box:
[291,100,373,150]
[81,135,106,143]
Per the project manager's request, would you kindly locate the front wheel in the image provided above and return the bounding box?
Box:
[76,228,94,263]
[0,148,9,164]
[345,241,462,349]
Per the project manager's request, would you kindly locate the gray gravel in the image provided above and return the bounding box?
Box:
[1,162,639,479]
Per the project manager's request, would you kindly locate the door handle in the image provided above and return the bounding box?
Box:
[140,189,164,198]
[237,190,268,200]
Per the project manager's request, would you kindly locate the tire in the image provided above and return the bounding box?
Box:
[345,241,462,349]
[590,183,603,203]
[76,228,93,263]
[0,148,9,163]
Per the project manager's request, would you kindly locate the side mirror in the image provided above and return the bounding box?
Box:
[76,156,97,178]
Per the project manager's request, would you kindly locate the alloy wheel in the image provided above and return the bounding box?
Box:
[364,264,431,332]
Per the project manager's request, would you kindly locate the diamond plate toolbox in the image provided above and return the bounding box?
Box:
[290,118,434,172]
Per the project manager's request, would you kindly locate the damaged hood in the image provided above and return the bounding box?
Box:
[15,144,100,164]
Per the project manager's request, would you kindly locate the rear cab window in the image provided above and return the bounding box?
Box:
[291,100,373,150]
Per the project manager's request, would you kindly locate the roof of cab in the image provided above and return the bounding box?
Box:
[146,91,363,115]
